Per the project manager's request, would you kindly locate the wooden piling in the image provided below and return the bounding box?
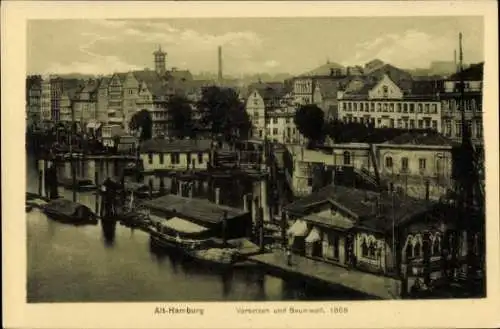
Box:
[149,178,153,198]
[222,210,228,245]
[95,171,99,214]
[38,170,43,196]
[258,207,264,252]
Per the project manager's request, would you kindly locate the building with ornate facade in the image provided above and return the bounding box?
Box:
[338,73,442,132]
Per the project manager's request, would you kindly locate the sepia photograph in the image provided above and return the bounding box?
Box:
[3,1,499,329]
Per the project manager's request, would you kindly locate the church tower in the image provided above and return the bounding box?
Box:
[153,45,166,75]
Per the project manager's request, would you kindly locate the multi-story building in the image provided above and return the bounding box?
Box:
[73,79,99,124]
[338,73,442,132]
[96,76,110,123]
[26,75,42,127]
[40,76,52,125]
[107,73,127,127]
[439,62,483,147]
[245,82,288,140]
[292,61,346,107]
[49,77,84,123]
[284,131,454,201]
[59,86,82,124]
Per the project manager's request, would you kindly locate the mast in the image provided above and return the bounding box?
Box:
[71,100,77,202]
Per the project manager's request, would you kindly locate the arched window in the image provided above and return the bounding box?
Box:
[369,241,377,258]
[385,156,393,169]
[432,236,441,256]
[414,241,421,258]
[343,151,351,165]
[361,239,369,257]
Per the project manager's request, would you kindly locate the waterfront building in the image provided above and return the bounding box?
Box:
[283,184,461,290]
[73,79,99,124]
[266,108,300,144]
[284,131,454,201]
[26,75,42,127]
[96,76,111,123]
[337,73,442,132]
[101,124,124,147]
[245,82,288,140]
[40,76,52,126]
[140,139,213,173]
[439,62,483,147]
[107,73,127,127]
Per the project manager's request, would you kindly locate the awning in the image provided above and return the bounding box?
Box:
[287,220,308,237]
[161,216,209,234]
[86,121,102,130]
[305,227,321,243]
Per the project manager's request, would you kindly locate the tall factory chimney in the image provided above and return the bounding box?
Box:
[454,49,457,73]
[218,46,223,83]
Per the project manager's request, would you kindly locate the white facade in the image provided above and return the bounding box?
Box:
[245,89,266,139]
[141,151,210,172]
[338,74,442,132]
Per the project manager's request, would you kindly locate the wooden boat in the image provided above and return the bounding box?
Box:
[59,178,97,191]
[42,198,97,225]
[187,247,240,266]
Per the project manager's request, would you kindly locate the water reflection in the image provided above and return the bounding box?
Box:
[100,220,116,247]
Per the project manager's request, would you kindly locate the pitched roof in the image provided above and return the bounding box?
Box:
[315,79,342,99]
[299,62,345,77]
[141,194,247,224]
[365,64,413,90]
[80,79,100,93]
[247,81,288,102]
[98,76,111,89]
[139,138,213,153]
[133,70,167,97]
[166,69,193,81]
[449,62,484,81]
[284,184,438,232]
[384,131,455,146]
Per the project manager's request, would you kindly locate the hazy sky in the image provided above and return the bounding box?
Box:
[27,16,484,76]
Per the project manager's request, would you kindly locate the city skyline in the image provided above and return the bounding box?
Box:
[27,16,484,76]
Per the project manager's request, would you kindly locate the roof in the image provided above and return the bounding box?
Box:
[365,64,413,90]
[166,69,193,81]
[140,138,213,153]
[449,62,484,81]
[159,216,209,234]
[97,77,110,89]
[141,194,247,224]
[299,62,345,77]
[284,184,438,232]
[384,131,455,147]
[247,82,288,103]
[133,70,166,97]
[315,79,342,99]
[80,80,100,93]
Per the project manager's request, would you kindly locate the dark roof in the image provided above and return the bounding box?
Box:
[299,62,345,77]
[166,69,193,81]
[366,64,413,90]
[409,80,442,96]
[133,70,166,97]
[141,194,247,224]
[384,131,454,146]
[247,82,288,103]
[284,184,437,232]
[140,138,213,153]
[98,77,110,89]
[315,79,342,99]
[449,62,484,81]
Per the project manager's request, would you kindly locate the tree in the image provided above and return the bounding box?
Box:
[197,86,251,141]
[294,104,325,146]
[129,109,152,141]
[167,95,193,139]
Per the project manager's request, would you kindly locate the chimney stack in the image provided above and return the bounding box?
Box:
[218,46,223,83]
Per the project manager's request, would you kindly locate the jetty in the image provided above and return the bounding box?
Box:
[249,250,401,300]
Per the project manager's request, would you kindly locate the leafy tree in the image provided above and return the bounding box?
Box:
[129,109,152,141]
[294,104,325,146]
[197,86,251,141]
[167,95,194,139]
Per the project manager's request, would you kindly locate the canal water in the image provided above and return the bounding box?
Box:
[26,153,364,302]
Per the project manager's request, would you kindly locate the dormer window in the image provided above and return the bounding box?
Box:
[382,85,389,98]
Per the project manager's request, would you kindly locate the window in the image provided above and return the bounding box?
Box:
[417,104,423,113]
[455,122,462,137]
[409,104,415,113]
[273,128,278,135]
[253,111,259,118]
[159,153,164,165]
[286,118,290,124]
[383,103,388,112]
[382,85,389,98]
[476,121,483,138]
[370,103,375,112]
[390,119,395,128]
[148,153,153,164]
[414,241,421,258]
[424,104,430,113]
[431,120,438,131]
[419,158,426,170]
[397,103,402,113]
[198,152,203,164]
[253,99,258,105]
[397,119,402,128]
[385,156,393,168]
[377,103,381,112]
[390,103,394,112]
[265,118,270,124]
[259,130,263,138]
[360,103,364,111]
[401,157,409,172]
[273,118,278,124]
[362,239,369,257]
[186,152,192,165]
[404,120,409,129]
[171,153,180,164]
[343,151,351,165]
[432,104,438,113]
[418,120,423,128]
[353,103,358,112]
[377,118,382,126]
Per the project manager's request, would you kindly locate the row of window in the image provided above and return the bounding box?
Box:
[385,156,428,171]
[342,116,439,130]
[341,101,439,114]
[443,120,483,138]
[147,152,204,165]
[441,98,482,112]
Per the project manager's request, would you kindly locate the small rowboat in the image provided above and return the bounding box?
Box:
[42,198,97,225]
